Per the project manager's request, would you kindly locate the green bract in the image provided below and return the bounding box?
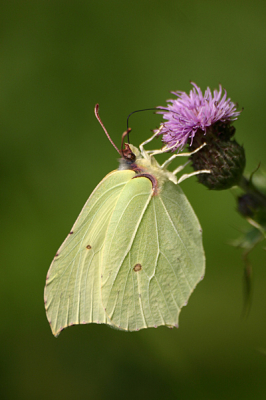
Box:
[44,132,205,336]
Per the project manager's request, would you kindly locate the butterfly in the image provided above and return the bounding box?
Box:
[44,104,207,336]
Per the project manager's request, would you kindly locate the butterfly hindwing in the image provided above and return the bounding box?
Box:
[101,177,205,331]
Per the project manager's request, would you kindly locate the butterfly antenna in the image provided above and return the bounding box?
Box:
[94,104,120,154]
[126,107,182,142]
[126,108,159,142]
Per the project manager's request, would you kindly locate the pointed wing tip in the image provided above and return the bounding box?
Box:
[49,321,70,338]
[46,318,60,337]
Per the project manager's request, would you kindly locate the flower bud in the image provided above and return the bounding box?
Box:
[237,193,261,218]
[190,133,246,190]
[237,175,266,223]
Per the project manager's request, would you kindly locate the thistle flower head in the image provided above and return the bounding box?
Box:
[157,82,241,151]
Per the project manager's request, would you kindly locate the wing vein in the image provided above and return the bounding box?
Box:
[104,191,152,303]
[158,195,195,290]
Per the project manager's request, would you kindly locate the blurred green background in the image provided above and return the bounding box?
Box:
[1,1,266,399]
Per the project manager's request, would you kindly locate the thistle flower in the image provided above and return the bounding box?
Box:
[157,82,245,190]
[157,82,241,151]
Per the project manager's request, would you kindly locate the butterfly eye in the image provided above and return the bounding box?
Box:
[122,143,136,162]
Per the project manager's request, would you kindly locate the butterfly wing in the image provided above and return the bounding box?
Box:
[44,170,135,336]
[101,177,205,331]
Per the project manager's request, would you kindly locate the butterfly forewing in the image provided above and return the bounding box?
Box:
[44,170,135,336]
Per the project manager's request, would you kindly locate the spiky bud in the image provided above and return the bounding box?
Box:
[237,193,260,218]
[190,130,246,190]
[237,176,266,223]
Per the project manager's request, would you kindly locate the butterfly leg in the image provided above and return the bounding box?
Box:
[171,160,191,175]
[139,125,163,154]
[146,137,180,156]
[138,125,186,158]
[164,143,211,183]
[139,124,187,158]
[176,169,211,184]
[160,143,207,170]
